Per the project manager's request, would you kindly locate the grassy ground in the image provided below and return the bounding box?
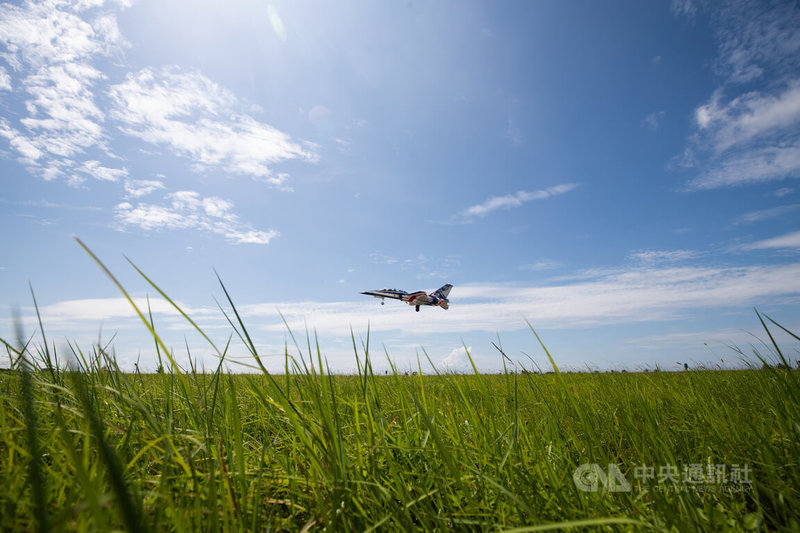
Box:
[2,340,799,531]
[1,242,798,531]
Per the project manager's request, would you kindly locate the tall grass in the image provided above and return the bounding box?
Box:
[1,241,798,531]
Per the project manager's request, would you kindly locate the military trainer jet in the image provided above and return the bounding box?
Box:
[361,284,453,312]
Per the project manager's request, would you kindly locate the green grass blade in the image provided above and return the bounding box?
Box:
[73,237,181,373]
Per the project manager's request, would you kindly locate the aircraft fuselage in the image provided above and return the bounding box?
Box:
[361,284,452,312]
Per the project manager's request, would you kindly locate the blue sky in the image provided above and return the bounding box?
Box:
[2,0,800,373]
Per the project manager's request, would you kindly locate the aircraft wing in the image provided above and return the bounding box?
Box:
[405,291,432,305]
[361,289,408,301]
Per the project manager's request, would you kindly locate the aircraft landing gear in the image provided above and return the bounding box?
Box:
[415,305,420,312]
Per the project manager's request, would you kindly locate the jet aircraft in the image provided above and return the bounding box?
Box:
[361,284,453,312]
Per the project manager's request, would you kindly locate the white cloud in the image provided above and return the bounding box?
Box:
[10,261,800,370]
[77,159,127,181]
[712,1,800,85]
[233,262,800,336]
[20,62,106,155]
[695,82,800,153]
[223,228,279,245]
[0,1,312,244]
[115,190,279,244]
[670,0,696,18]
[0,66,10,90]
[642,111,665,131]
[734,204,800,224]
[0,1,125,69]
[687,82,800,191]
[369,253,399,265]
[441,345,472,370]
[629,249,699,264]
[39,296,188,324]
[740,230,800,251]
[108,67,316,187]
[115,201,190,231]
[201,196,234,218]
[0,0,129,183]
[0,118,43,161]
[4,293,212,337]
[458,183,579,221]
[123,178,165,198]
[684,142,800,190]
[679,3,800,192]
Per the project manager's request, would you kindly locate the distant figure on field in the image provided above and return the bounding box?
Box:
[684,363,689,371]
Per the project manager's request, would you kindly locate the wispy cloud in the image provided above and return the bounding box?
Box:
[0,66,10,90]
[629,249,699,264]
[0,62,109,182]
[1,0,316,244]
[456,183,579,222]
[115,191,279,244]
[77,160,127,182]
[734,204,800,224]
[518,260,560,271]
[369,253,399,266]
[684,142,800,191]
[0,197,102,211]
[39,295,199,326]
[232,262,800,336]
[108,67,317,188]
[0,1,128,70]
[0,1,128,182]
[123,179,165,199]
[695,83,800,153]
[711,1,800,84]
[676,2,800,191]
[9,260,800,370]
[21,63,107,158]
[740,230,800,251]
[369,252,460,279]
[684,83,800,189]
[670,0,697,19]
[1,1,313,189]
[642,111,665,131]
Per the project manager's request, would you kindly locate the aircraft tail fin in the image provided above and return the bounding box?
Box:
[433,284,453,299]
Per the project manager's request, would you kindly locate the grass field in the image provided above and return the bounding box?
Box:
[1,244,799,531]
